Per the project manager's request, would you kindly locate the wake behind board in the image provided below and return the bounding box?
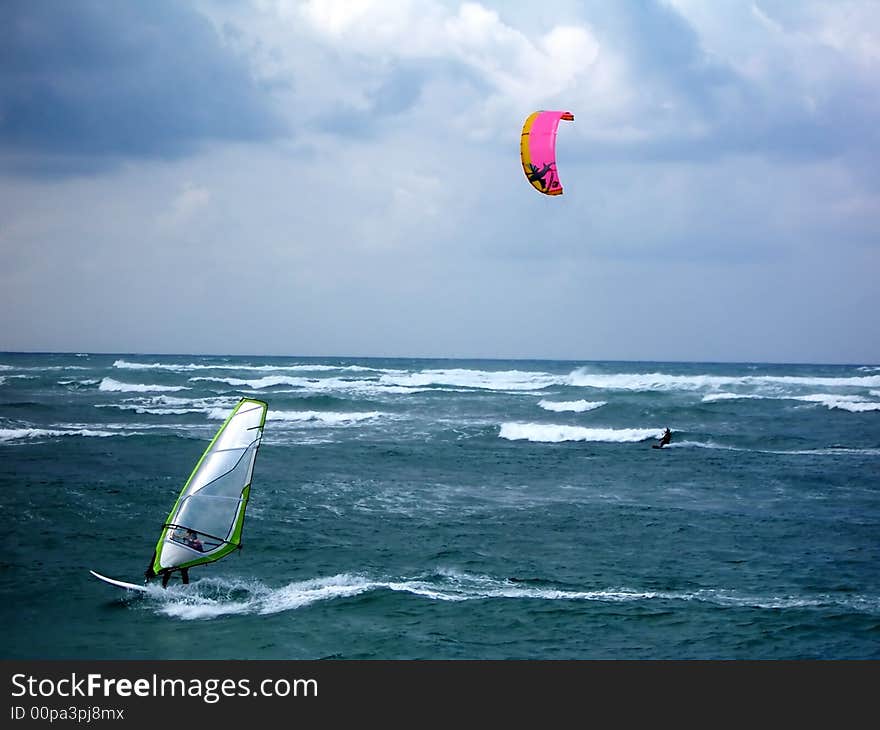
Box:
[90,570,149,593]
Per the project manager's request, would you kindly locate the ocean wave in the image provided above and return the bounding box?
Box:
[499,423,661,443]
[538,399,606,413]
[795,394,880,412]
[0,427,130,443]
[703,392,880,412]
[191,375,301,388]
[99,377,189,393]
[96,394,237,416]
[222,409,385,426]
[191,374,433,396]
[568,368,880,392]
[59,379,101,388]
[144,570,880,620]
[1,365,88,372]
[379,368,558,392]
[113,359,405,374]
[661,440,880,456]
[702,393,767,402]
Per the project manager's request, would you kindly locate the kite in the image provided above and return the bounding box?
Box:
[520,110,574,196]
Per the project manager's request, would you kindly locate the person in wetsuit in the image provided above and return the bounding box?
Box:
[657,427,672,448]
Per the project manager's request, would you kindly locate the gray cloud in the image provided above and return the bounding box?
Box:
[570,0,880,168]
[0,0,285,176]
[1,1,878,364]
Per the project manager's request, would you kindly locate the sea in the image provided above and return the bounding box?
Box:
[2,352,879,660]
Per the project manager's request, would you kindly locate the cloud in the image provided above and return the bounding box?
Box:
[654,0,880,165]
[157,182,212,230]
[1,0,878,363]
[0,0,286,177]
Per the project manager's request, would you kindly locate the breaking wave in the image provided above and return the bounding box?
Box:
[99,378,189,393]
[499,423,661,443]
[538,399,606,413]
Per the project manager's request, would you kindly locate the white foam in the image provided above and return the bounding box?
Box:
[261,409,384,425]
[157,575,378,620]
[99,377,189,393]
[703,391,880,411]
[0,427,124,442]
[794,394,880,412]
[568,368,880,392]
[499,423,661,443]
[114,359,405,374]
[379,368,558,392]
[660,441,880,456]
[191,374,432,396]
[538,399,606,413]
[702,393,767,402]
[146,570,880,620]
[96,394,237,416]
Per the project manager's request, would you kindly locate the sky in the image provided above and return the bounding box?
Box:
[1,0,878,364]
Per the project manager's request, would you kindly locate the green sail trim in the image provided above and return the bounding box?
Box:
[148,397,268,578]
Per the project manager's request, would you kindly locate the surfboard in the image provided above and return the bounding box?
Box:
[90,569,149,592]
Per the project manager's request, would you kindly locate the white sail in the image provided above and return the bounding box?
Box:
[147,398,267,577]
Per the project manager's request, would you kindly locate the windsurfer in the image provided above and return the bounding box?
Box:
[114,399,267,594]
[161,567,189,588]
[184,530,204,552]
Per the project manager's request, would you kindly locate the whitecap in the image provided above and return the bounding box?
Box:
[499,423,661,443]
[538,399,606,413]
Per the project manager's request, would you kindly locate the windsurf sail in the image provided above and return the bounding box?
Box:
[145,397,268,580]
[520,110,574,196]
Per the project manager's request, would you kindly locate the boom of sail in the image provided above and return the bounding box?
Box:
[146,398,268,579]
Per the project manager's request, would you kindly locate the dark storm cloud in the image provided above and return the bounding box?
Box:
[0,0,286,176]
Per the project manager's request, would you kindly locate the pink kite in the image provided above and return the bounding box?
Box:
[520,110,574,196]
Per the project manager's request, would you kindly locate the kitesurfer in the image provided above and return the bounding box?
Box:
[657,427,672,448]
[527,162,554,190]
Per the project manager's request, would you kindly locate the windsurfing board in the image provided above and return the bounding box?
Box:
[90,570,149,592]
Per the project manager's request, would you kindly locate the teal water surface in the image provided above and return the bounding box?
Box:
[2,353,878,659]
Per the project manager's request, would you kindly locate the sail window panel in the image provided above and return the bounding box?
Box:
[186,446,256,501]
[175,493,243,544]
[172,447,255,538]
[186,448,247,496]
[214,407,264,452]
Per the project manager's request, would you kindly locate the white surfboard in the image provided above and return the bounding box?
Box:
[90,570,149,593]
